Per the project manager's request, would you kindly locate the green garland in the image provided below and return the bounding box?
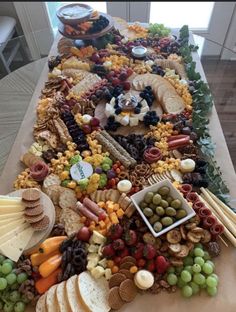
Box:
[179,25,230,204]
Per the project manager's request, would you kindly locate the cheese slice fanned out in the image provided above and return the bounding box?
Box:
[0,223,29,245]
[0,219,25,236]
[0,212,24,220]
[0,226,34,261]
[0,204,24,214]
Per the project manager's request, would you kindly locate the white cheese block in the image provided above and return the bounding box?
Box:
[0,222,29,246]
[0,226,34,262]
[140,106,149,113]
[105,103,115,117]
[138,113,146,121]
[114,115,123,123]
[0,212,24,220]
[120,115,130,126]
[0,205,24,214]
[129,116,139,127]
[0,219,25,236]
[110,97,116,106]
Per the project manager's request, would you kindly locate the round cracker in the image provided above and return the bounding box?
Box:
[108,286,125,310]
[119,269,133,280]
[25,212,44,224]
[22,188,40,202]
[119,279,137,302]
[109,273,126,289]
[120,256,136,265]
[31,215,50,231]
[120,261,135,270]
[24,205,44,216]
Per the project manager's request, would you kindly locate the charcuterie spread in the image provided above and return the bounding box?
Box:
[1,8,236,312]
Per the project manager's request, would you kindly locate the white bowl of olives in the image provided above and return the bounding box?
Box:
[131,179,196,237]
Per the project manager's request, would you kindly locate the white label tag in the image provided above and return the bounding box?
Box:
[70,161,93,181]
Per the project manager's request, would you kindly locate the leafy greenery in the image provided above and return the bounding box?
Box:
[179,25,230,204]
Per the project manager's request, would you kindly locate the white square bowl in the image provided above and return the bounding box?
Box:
[131,179,196,238]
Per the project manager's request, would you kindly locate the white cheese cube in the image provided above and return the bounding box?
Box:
[88,244,99,253]
[138,113,146,121]
[105,268,112,280]
[140,106,149,113]
[91,231,106,245]
[120,115,130,126]
[91,266,105,279]
[129,117,139,127]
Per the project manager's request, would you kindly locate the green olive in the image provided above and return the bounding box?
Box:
[149,214,160,225]
[166,196,174,204]
[165,207,177,217]
[153,221,163,232]
[158,186,170,196]
[160,199,169,208]
[171,199,182,209]
[176,209,187,219]
[161,216,173,227]
[156,206,165,216]
[143,207,154,217]
[144,192,154,204]
[139,201,148,209]
[149,203,156,210]
[152,193,162,205]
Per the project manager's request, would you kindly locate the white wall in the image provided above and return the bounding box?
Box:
[0,1,23,34]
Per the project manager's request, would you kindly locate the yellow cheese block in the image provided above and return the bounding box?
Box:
[0,226,34,261]
[0,212,24,220]
[0,205,24,214]
[0,223,29,245]
[0,219,25,236]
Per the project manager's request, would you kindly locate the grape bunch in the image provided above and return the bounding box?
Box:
[0,255,31,312]
[166,244,219,298]
[148,23,171,38]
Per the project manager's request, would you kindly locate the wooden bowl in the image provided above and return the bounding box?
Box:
[57,3,93,25]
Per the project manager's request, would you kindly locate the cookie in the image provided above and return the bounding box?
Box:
[22,199,40,208]
[31,215,50,231]
[118,269,133,280]
[109,273,126,289]
[24,205,44,216]
[22,188,40,202]
[25,212,44,224]
[108,287,125,310]
[120,261,135,270]
[119,279,137,302]
[120,256,136,265]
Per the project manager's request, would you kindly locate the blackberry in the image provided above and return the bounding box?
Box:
[143,111,160,127]
[115,107,122,114]
[134,107,141,114]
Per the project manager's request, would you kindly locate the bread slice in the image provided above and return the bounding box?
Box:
[56,281,72,312]
[46,284,58,312]
[77,272,110,312]
[66,275,86,312]
[36,294,47,312]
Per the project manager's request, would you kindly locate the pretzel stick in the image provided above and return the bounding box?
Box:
[218,235,228,247]
[198,195,236,247]
[200,189,236,237]
[203,188,236,223]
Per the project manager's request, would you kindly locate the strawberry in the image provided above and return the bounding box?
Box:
[155,256,170,274]
[117,247,129,258]
[114,256,122,265]
[102,244,115,258]
[112,239,125,251]
[143,244,157,260]
[146,260,155,272]
[131,242,144,260]
[137,258,146,268]
[107,224,123,240]
[124,230,137,246]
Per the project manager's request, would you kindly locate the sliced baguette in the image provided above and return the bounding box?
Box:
[66,275,86,312]
[46,284,58,312]
[77,272,110,312]
[56,281,72,312]
[36,294,47,312]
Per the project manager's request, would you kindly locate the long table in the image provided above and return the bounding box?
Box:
[0,30,236,312]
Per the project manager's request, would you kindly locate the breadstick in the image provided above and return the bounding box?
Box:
[199,195,236,247]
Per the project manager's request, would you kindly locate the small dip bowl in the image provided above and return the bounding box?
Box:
[57,3,93,25]
[132,46,147,58]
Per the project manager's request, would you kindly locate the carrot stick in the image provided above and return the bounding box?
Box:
[35,268,61,294]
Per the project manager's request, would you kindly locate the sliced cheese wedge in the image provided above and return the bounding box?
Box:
[0,223,29,245]
[0,216,23,226]
[0,219,25,236]
[0,226,34,262]
[0,212,24,220]
[0,196,22,204]
[0,205,24,214]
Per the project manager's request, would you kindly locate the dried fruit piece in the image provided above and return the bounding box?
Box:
[168,243,181,254]
[187,231,201,243]
[166,230,181,244]
[201,229,212,244]
[180,225,187,240]
[175,245,189,258]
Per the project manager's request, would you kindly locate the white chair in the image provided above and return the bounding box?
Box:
[0,16,27,74]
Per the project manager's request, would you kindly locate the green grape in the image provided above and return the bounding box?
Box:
[0,277,7,290]
[195,243,203,249]
[177,277,187,288]
[9,291,21,303]
[206,260,215,269]
[202,263,213,275]
[199,283,207,289]
[167,267,175,274]
[3,260,14,268]
[193,273,206,285]
[16,273,27,284]
[189,250,195,257]
[6,274,17,286]
[207,286,218,297]
[1,263,12,275]
[181,285,193,298]
[183,257,194,266]
[21,295,30,304]
[0,255,5,265]
[180,270,192,283]
[194,257,205,267]
[192,264,201,273]
[167,273,178,285]
[206,276,218,288]
[189,281,200,295]
[14,301,25,312]
[210,273,219,281]
[3,302,14,312]
[194,248,204,257]
[203,251,211,261]
[175,266,184,275]
[184,266,193,274]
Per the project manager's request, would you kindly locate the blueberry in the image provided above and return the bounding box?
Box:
[134,107,141,114]
[115,108,122,114]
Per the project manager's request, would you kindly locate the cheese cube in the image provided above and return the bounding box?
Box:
[140,106,149,113]
[120,115,129,126]
[138,113,146,121]
[105,104,115,117]
[129,117,139,127]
